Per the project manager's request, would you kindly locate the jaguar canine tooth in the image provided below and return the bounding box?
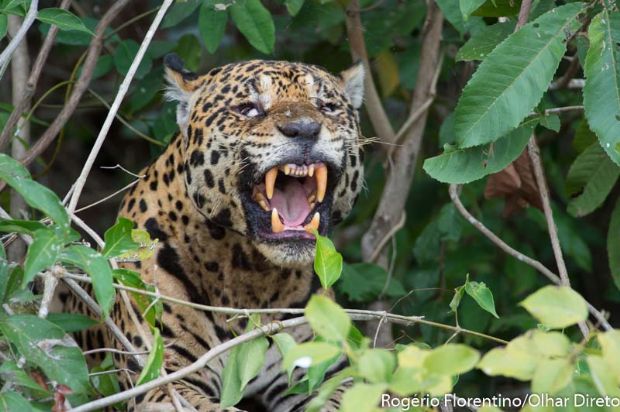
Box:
[271,208,284,233]
[265,167,278,199]
[253,191,271,211]
[315,165,327,202]
[258,199,270,211]
[304,212,320,234]
[307,191,316,204]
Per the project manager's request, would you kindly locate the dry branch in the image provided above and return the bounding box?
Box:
[448,185,612,332]
[345,0,395,144]
[0,0,131,194]
[0,0,72,151]
[361,4,443,262]
[0,0,38,78]
[67,0,175,213]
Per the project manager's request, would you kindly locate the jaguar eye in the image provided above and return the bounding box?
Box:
[235,102,263,118]
[318,100,338,114]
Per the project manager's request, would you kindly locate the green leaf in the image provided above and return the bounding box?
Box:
[456,21,514,62]
[539,113,561,132]
[465,279,499,318]
[0,154,69,229]
[37,8,93,34]
[0,392,33,411]
[338,262,405,302]
[0,314,91,394]
[358,349,396,384]
[423,344,480,376]
[531,330,571,358]
[459,0,486,20]
[586,355,620,397]
[607,199,620,289]
[313,233,343,289]
[61,245,115,316]
[423,122,533,184]
[0,218,47,235]
[90,354,121,398]
[340,383,386,412]
[471,0,520,17]
[283,342,341,372]
[103,217,139,258]
[113,268,161,327]
[137,328,164,385]
[532,358,573,394]
[449,286,464,313]
[478,347,535,380]
[0,361,51,396]
[113,39,152,80]
[520,286,588,329]
[305,295,351,342]
[47,313,98,333]
[230,0,275,54]
[161,0,200,28]
[454,4,583,148]
[583,10,620,165]
[566,143,619,217]
[598,330,620,380]
[199,2,228,54]
[0,14,7,40]
[573,119,597,153]
[23,229,63,287]
[306,368,355,412]
[285,0,304,16]
[272,332,297,380]
[221,336,269,407]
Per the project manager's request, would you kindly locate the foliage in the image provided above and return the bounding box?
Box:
[1,0,620,410]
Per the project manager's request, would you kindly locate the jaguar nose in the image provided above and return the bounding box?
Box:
[277,118,322,140]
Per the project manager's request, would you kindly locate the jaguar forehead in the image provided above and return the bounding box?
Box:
[258,74,273,110]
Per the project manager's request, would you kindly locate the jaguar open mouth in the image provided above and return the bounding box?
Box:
[251,162,329,239]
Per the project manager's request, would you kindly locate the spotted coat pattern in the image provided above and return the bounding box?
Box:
[66,57,365,411]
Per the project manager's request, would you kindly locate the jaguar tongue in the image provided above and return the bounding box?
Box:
[270,179,311,227]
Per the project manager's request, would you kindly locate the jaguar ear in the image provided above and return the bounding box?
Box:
[340,61,365,109]
[164,54,205,129]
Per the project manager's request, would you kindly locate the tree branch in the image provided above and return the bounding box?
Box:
[0,0,72,151]
[527,138,570,285]
[0,0,38,78]
[0,0,130,185]
[361,4,443,262]
[67,0,174,213]
[449,185,612,332]
[344,0,395,144]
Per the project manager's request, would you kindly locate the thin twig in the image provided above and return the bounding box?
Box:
[37,269,58,319]
[67,0,175,213]
[448,185,612,331]
[75,179,140,213]
[549,78,584,90]
[449,185,560,283]
[516,0,533,30]
[526,138,570,285]
[58,271,508,343]
[61,277,146,367]
[0,0,72,150]
[543,105,583,115]
[5,0,130,178]
[0,0,38,78]
[71,310,505,412]
[7,14,31,263]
